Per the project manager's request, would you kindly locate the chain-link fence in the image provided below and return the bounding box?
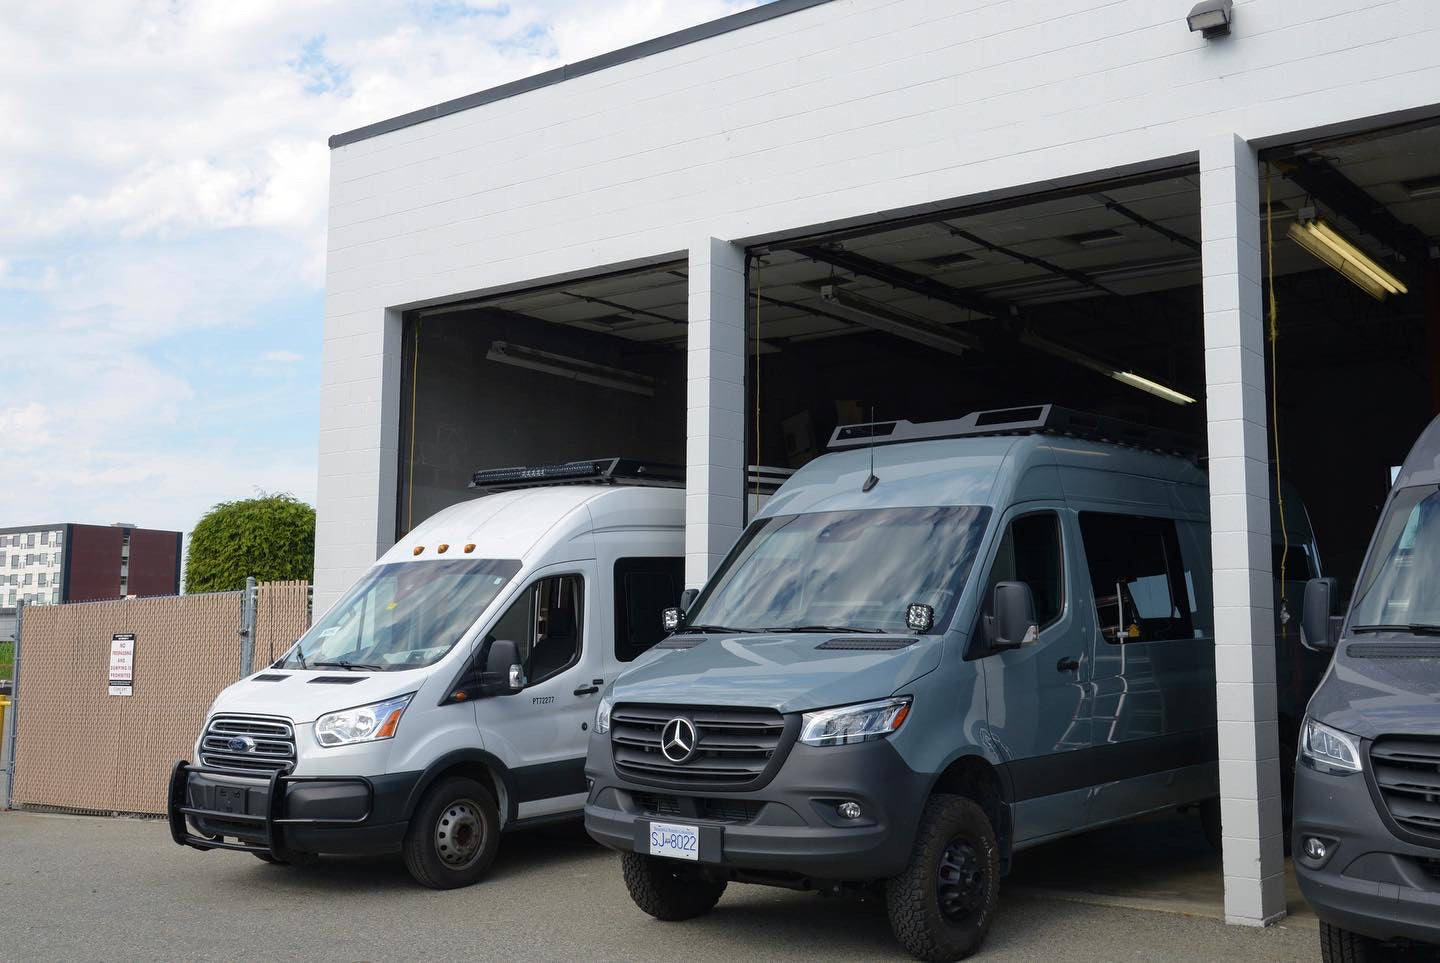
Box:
[3,582,310,816]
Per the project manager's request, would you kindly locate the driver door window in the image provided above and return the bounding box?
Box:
[978,512,1064,635]
[490,574,584,686]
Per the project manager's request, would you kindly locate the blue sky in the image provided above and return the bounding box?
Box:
[0,0,761,538]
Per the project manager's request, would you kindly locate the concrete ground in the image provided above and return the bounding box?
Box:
[0,809,1326,962]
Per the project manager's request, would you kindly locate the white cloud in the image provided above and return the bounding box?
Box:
[1,0,763,545]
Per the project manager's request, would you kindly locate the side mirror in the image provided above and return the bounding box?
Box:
[1301,578,1341,652]
[990,582,1040,650]
[484,638,525,691]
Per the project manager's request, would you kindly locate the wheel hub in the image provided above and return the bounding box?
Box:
[936,837,985,921]
[435,798,485,869]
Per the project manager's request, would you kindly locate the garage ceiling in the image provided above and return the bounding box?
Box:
[430,122,1440,352]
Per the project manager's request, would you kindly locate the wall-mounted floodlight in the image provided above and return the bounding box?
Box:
[1187,0,1233,38]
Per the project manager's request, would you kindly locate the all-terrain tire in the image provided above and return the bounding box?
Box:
[1319,920,1387,963]
[402,776,501,889]
[886,794,1000,962]
[620,852,727,921]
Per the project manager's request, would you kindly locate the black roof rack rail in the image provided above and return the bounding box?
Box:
[827,404,1198,457]
[470,458,684,492]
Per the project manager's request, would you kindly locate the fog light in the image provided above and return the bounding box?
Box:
[838,801,863,820]
[1304,837,1328,861]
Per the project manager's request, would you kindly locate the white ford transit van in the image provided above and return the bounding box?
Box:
[168,459,684,888]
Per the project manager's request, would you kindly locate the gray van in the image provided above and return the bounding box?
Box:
[1294,413,1440,961]
[585,405,1232,960]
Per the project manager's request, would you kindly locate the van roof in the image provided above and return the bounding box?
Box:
[379,485,684,566]
[1393,413,1440,489]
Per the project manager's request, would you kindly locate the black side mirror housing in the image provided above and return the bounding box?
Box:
[483,638,525,692]
[1301,577,1341,652]
[988,581,1040,650]
[680,588,699,611]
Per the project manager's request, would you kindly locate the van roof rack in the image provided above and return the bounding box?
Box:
[470,458,684,492]
[827,404,1198,457]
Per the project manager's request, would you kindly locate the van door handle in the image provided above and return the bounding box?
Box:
[1056,656,1081,673]
[573,685,599,696]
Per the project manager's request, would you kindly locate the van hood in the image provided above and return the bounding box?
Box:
[609,634,942,714]
[1308,640,1440,739]
[207,668,428,724]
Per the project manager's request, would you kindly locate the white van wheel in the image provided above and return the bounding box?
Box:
[402,776,500,889]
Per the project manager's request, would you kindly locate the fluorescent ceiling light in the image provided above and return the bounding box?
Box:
[819,284,977,357]
[1287,218,1408,301]
[1403,175,1440,200]
[1187,0,1233,38]
[485,341,658,396]
[1021,331,1196,406]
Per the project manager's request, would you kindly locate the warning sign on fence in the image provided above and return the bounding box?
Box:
[109,633,135,697]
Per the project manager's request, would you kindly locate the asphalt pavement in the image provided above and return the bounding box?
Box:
[0,810,1321,962]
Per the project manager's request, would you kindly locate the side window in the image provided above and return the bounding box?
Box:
[1079,512,1195,644]
[980,512,1064,629]
[614,557,685,662]
[489,574,584,686]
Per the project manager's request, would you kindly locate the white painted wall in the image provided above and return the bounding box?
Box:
[319,0,1440,605]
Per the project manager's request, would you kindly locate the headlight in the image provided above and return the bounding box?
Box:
[594,695,613,735]
[1301,718,1362,774]
[800,697,912,747]
[315,694,414,748]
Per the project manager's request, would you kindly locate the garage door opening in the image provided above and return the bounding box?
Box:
[396,262,688,536]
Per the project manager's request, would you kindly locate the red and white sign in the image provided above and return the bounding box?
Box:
[109,633,135,697]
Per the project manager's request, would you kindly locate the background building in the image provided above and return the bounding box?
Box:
[315,0,1440,927]
[0,523,183,641]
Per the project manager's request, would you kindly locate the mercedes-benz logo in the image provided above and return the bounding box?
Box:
[660,717,697,764]
[227,736,257,753]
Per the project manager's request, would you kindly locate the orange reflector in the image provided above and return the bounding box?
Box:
[891,703,911,731]
[464,543,476,554]
[412,546,424,556]
[451,690,468,702]
[375,707,405,739]
[437,543,449,553]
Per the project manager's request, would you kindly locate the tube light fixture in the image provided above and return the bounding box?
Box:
[1020,331,1196,406]
[1186,0,1233,38]
[1287,217,1408,301]
[819,284,978,357]
[485,340,658,396]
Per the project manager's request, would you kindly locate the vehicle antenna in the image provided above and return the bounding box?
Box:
[863,405,879,492]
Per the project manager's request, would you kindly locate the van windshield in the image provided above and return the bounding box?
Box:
[280,558,521,671]
[685,506,991,635]
[1350,485,1440,632]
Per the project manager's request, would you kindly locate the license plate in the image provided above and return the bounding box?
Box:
[214,786,245,814]
[647,821,699,861]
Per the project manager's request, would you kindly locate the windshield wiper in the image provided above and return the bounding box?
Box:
[1351,624,1440,636]
[675,625,764,635]
[311,660,387,671]
[764,625,886,634]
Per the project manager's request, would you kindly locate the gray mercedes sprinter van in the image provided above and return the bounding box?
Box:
[1294,412,1440,961]
[585,405,1230,960]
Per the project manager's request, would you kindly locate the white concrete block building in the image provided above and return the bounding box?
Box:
[318,0,1440,926]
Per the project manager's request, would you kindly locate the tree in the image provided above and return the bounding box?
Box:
[184,493,316,593]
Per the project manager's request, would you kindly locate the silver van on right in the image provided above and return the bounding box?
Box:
[1295,412,1440,961]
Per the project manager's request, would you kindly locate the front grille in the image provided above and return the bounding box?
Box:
[611,703,790,789]
[633,792,763,824]
[1370,736,1440,842]
[199,714,296,775]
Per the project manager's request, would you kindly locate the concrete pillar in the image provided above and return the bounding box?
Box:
[685,238,748,589]
[1200,133,1287,926]
[313,306,405,613]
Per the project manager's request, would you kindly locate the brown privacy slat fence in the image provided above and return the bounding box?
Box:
[11,583,310,816]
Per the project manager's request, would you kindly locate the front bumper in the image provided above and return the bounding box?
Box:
[1293,757,1440,945]
[167,760,420,858]
[584,732,928,884]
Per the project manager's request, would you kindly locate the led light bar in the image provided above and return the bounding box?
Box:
[1288,218,1409,301]
[470,458,683,491]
